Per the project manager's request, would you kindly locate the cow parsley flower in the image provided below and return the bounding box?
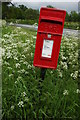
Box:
[18,101,24,108]
[17,76,22,81]
[11,105,14,110]
[63,62,68,70]
[9,74,13,77]
[76,89,80,94]
[16,63,20,68]
[17,27,21,30]
[15,81,17,84]
[59,72,62,78]
[71,71,78,79]
[32,36,36,39]
[27,64,31,69]
[63,90,68,96]
[21,92,26,97]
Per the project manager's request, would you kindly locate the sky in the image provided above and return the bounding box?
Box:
[12,0,80,13]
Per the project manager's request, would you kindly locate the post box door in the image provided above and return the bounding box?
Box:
[34,32,62,69]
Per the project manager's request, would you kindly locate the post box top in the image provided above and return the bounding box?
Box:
[39,7,66,21]
[38,7,66,36]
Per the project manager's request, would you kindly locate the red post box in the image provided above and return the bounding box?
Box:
[33,7,66,69]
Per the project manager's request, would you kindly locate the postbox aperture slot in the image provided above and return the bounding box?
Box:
[40,19,62,25]
[40,16,63,23]
[41,39,54,59]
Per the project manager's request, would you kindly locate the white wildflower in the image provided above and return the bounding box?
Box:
[17,76,22,81]
[11,105,14,110]
[32,36,36,39]
[14,57,18,61]
[76,89,80,94]
[3,34,10,38]
[71,71,78,79]
[25,71,29,74]
[73,71,78,79]
[16,63,20,68]
[60,61,63,65]
[50,71,53,74]
[18,101,24,108]
[9,74,13,77]
[20,69,25,73]
[0,47,5,56]
[22,55,26,58]
[23,61,28,65]
[33,23,38,26]
[59,72,62,78]
[69,62,72,65]
[63,90,69,96]
[20,31,26,35]
[4,61,10,66]
[7,67,12,70]
[17,27,21,30]
[21,92,26,97]
[63,62,68,70]
[6,51,12,59]
[15,81,17,84]
[31,52,33,57]
[27,64,31,69]
[9,22,14,25]
[71,73,73,77]
[76,27,79,30]
[62,55,66,60]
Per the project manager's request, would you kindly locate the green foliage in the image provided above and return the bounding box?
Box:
[69,11,79,22]
[65,11,69,22]
[2,3,80,23]
[47,5,54,8]
[2,3,39,22]
[19,5,28,11]
[25,8,39,20]
[64,22,79,30]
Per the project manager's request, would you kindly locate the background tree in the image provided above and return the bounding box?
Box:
[2,3,79,23]
[47,5,54,8]
[69,11,78,22]
[2,2,11,19]
[19,5,28,11]
[25,8,39,20]
[65,11,69,22]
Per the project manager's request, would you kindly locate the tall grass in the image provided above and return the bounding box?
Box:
[2,25,79,119]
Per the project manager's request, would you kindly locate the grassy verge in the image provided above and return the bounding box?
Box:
[6,19,38,25]
[2,25,79,119]
[64,22,79,30]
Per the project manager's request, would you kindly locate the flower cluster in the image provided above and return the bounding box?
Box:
[18,101,24,108]
[63,90,69,96]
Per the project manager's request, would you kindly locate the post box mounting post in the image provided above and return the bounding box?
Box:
[40,68,47,80]
[37,68,46,119]
[38,68,46,98]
